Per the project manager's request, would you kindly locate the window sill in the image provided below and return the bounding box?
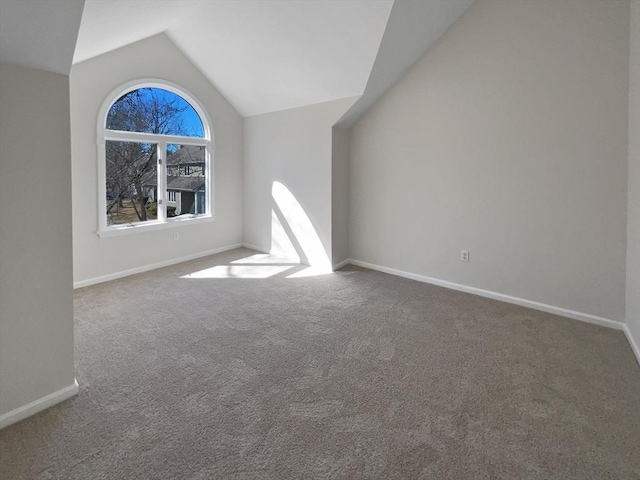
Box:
[97,214,215,238]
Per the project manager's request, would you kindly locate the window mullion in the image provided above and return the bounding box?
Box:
[158,142,167,222]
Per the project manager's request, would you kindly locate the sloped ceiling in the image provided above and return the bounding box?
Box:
[74,0,393,117]
[337,0,475,127]
[0,0,85,75]
[68,0,473,119]
[72,0,205,64]
[167,0,394,117]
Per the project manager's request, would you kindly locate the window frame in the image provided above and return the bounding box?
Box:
[97,79,214,238]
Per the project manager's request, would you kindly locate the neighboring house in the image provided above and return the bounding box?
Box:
[143,145,206,215]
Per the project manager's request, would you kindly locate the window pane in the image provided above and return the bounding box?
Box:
[166,144,206,218]
[106,141,158,225]
[106,88,204,138]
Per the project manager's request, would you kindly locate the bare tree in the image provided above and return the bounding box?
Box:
[106,89,188,223]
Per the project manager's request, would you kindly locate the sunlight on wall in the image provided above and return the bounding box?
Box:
[179,182,332,279]
[270,209,303,264]
[271,181,331,271]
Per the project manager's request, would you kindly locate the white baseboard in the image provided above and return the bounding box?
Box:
[0,380,79,430]
[241,243,270,254]
[74,243,244,288]
[332,259,350,271]
[347,259,625,331]
[622,324,640,366]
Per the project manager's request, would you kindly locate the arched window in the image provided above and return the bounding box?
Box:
[98,80,212,235]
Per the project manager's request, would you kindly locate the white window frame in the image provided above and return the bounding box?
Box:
[97,79,214,238]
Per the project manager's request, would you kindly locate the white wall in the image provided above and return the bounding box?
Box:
[244,98,356,268]
[0,64,76,420]
[332,127,350,267]
[349,0,629,322]
[71,34,244,285]
[627,0,640,359]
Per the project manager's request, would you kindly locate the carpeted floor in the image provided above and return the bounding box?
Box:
[1,247,639,479]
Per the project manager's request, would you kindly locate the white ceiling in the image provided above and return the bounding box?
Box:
[74,0,393,116]
[0,0,85,75]
[0,0,473,119]
[337,0,475,126]
[72,0,204,63]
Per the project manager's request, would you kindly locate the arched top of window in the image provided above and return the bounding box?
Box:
[106,87,205,138]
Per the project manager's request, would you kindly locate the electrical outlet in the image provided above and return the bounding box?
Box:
[461,250,469,262]
[173,232,180,240]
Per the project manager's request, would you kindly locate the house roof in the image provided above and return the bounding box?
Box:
[142,153,205,193]
[166,145,204,166]
[143,174,204,192]
[167,176,204,192]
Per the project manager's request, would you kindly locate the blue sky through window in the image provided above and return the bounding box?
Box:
[107,87,204,138]
[151,88,204,138]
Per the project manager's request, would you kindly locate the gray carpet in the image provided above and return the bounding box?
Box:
[1,247,639,479]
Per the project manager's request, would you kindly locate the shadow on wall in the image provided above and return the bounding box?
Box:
[270,181,331,271]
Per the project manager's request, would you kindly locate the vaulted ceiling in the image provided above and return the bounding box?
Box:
[0,0,475,118]
[74,0,393,116]
[0,0,85,75]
